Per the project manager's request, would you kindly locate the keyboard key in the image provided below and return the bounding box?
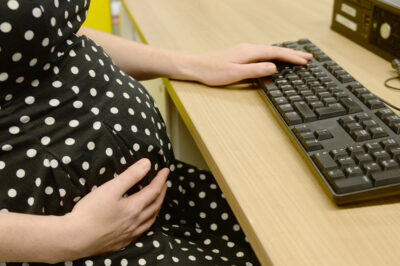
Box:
[280,84,295,91]
[344,166,363,178]
[383,115,400,127]
[288,95,303,104]
[323,61,336,68]
[371,150,391,163]
[273,97,289,106]
[299,71,313,78]
[353,87,369,97]
[379,159,399,171]
[333,91,348,99]
[315,54,331,62]
[361,162,381,175]
[338,116,357,126]
[329,87,344,94]
[284,90,298,97]
[361,119,379,129]
[339,97,362,114]
[276,79,289,86]
[314,129,333,140]
[370,169,400,186]
[293,101,317,122]
[350,129,371,142]
[298,38,311,44]
[360,93,376,102]
[317,91,331,99]
[346,83,363,92]
[389,147,400,160]
[292,80,305,86]
[344,122,363,133]
[369,127,388,139]
[283,111,302,125]
[309,101,324,111]
[304,139,323,151]
[292,125,310,135]
[346,145,365,156]
[376,108,395,120]
[324,81,338,88]
[287,74,300,81]
[304,95,319,103]
[268,90,283,98]
[366,99,385,110]
[331,176,372,194]
[333,69,346,77]
[319,77,332,83]
[322,97,337,105]
[298,132,315,142]
[295,84,308,90]
[277,104,294,114]
[338,74,354,83]
[363,142,382,154]
[312,152,337,172]
[353,153,373,164]
[380,138,399,151]
[314,72,328,78]
[391,122,400,134]
[330,149,348,160]
[355,113,370,122]
[337,157,356,169]
[325,169,345,181]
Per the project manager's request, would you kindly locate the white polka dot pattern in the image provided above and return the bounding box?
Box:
[0,1,260,265]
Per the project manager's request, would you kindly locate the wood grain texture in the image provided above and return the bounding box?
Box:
[123,0,400,265]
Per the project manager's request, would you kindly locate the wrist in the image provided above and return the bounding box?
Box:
[55,213,86,262]
[173,51,204,83]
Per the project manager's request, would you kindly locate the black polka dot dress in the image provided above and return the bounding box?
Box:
[0,1,260,265]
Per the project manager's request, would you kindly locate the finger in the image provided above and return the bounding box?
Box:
[228,62,276,81]
[269,46,312,65]
[128,168,169,210]
[129,212,159,241]
[136,182,167,223]
[233,44,312,64]
[107,158,151,197]
[128,192,165,241]
[293,49,313,60]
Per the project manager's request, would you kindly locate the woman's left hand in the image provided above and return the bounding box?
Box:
[182,43,313,86]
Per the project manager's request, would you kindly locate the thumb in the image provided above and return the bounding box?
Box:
[236,62,277,80]
[108,158,151,197]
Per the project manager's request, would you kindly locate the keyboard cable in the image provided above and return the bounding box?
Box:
[382,75,400,111]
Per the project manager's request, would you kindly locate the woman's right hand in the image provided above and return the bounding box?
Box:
[63,158,169,260]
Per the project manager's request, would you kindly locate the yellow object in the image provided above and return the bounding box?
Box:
[82,0,112,33]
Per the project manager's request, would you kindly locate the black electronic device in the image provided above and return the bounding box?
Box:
[331,0,400,61]
[257,39,400,205]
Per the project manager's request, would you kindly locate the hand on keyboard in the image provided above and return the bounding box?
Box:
[184,43,312,86]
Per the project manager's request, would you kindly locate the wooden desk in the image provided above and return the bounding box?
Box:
[123,0,400,265]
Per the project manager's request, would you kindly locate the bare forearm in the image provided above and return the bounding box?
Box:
[77,27,197,81]
[76,27,312,86]
[0,212,78,263]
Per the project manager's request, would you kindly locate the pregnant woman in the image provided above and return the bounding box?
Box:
[0,0,311,264]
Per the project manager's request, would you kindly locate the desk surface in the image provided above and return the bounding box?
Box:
[123,0,400,265]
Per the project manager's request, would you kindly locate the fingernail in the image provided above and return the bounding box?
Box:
[138,158,150,168]
[267,64,277,73]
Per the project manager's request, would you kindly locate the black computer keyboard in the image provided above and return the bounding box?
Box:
[257,39,400,204]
